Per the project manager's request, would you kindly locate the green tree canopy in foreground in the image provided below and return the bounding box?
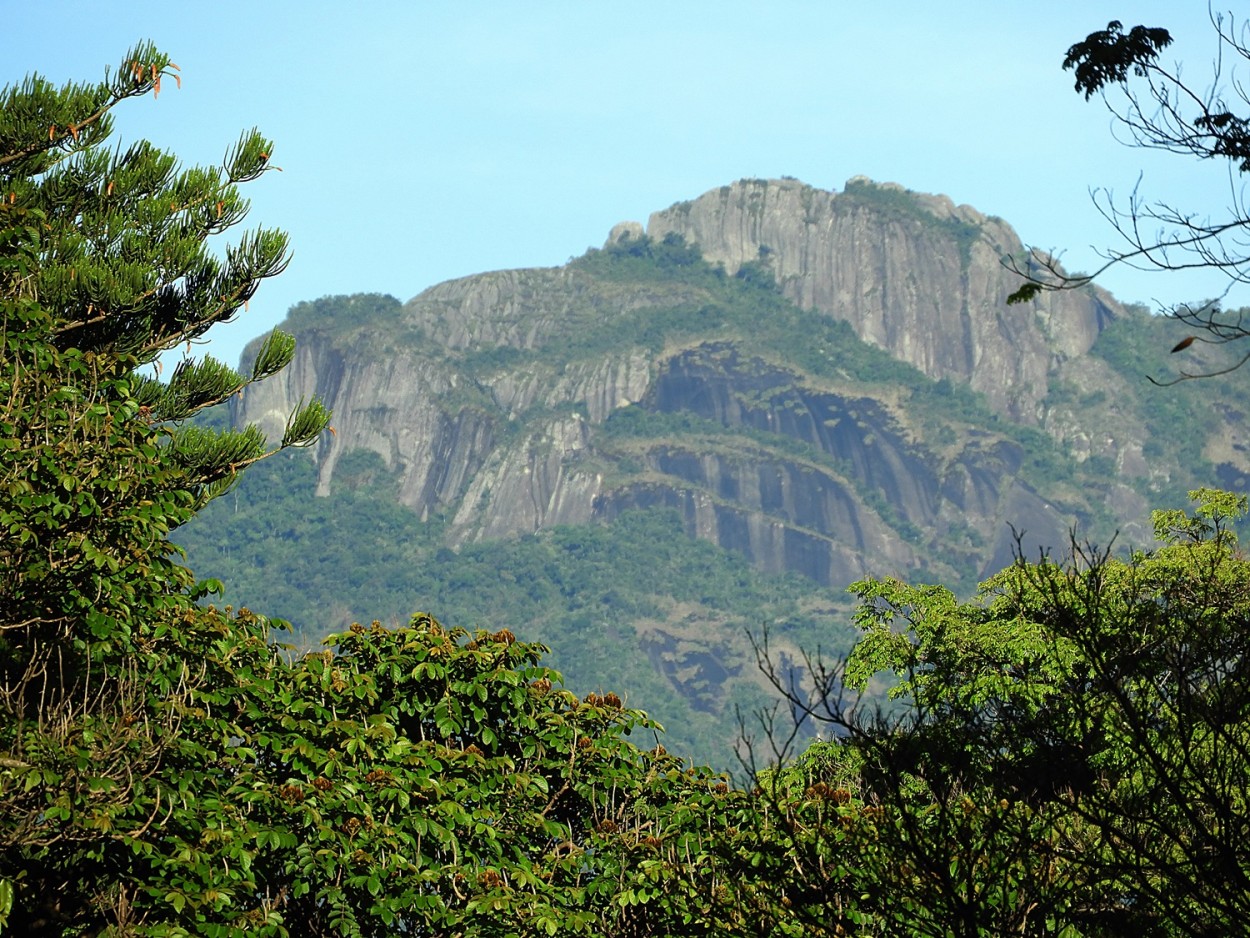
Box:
[0,46,749,937]
[745,488,1250,936]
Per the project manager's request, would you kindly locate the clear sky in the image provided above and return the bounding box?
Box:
[9,2,1246,368]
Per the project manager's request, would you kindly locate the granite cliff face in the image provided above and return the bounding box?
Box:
[234,177,1230,592]
[646,177,1118,421]
[205,176,1250,769]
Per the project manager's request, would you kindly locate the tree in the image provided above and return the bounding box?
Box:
[750,489,1250,936]
[0,43,328,932]
[110,614,758,936]
[1006,14,1250,382]
[0,48,781,937]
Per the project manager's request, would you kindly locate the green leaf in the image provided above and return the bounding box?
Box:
[282,395,332,448]
[1006,282,1042,305]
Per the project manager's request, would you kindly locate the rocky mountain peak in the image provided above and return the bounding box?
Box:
[232,177,1216,598]
[204,177,1249,771]
[644,177,1120,421]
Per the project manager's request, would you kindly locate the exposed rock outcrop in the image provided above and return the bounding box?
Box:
[233,177,1195,591]
[209,176,1250,771]
[646,177,1120,421]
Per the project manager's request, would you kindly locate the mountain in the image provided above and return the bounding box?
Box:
[179,177,1250,769]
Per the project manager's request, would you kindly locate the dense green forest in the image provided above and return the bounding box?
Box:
[174,444,854,770]
[7,26,1250,938]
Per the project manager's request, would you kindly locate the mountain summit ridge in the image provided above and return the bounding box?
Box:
[230,176,1231,592]
[644,177,1119,420]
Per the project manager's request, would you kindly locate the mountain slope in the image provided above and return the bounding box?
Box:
[178,177,1250,768]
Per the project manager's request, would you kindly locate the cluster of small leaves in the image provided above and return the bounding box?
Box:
[1062,21,1173,100]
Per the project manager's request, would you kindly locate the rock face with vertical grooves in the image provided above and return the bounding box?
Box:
[646,177,1119,421]
[233,177,1235,591]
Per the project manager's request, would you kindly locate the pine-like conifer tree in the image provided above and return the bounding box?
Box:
[0,43,327,932]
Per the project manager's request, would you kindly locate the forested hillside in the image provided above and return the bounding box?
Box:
[10,22,1250,937]
[178,197,1249,769]
[177,443,852,768]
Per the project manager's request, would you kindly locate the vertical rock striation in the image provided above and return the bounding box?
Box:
[646,177,1120,421]
[233,177,1170,590]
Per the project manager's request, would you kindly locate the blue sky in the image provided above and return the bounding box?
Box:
[9,2,1245,368]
